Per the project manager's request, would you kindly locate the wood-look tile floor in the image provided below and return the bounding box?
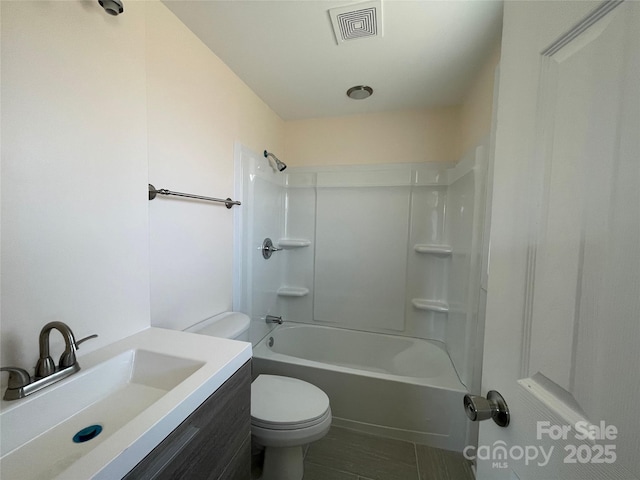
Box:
[252,426,474,480]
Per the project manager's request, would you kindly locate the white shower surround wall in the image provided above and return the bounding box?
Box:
[445,146,489,393]
[280,163,452,339]
[234,141,488,392]
[233,143,286,345]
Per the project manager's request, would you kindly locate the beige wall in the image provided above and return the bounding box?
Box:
[459,41,502,156]
[0,0,284,369]
[284,107,460,167]
[284,41,500,168]
[146,2,285,331]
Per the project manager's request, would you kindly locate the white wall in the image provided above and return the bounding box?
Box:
[1,1,150,368]
[1,1,284,373]
[314,185,411,331]
[276,174,316,324]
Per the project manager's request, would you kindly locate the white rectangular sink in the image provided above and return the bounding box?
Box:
[0,328,251,479]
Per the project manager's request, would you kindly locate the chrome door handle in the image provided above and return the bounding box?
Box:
[463,390,510,427]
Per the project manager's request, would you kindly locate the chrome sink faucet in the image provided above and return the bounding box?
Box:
[1,322,97,400]
[35,321,96,378]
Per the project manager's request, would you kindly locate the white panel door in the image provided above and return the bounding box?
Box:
[478,1,639,479]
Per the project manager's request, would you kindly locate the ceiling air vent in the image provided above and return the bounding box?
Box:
[329,0,383,45]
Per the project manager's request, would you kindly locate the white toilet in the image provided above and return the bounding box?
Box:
[185,312,332,480]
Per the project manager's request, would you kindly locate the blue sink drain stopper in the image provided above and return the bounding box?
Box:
[73,424,103,443]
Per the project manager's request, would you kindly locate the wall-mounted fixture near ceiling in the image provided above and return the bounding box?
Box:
[347,85,373,100]
[329,0,383,45]
[98,0,123,16]
[264,150,287,172]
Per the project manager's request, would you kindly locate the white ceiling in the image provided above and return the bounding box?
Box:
[163,1,504,121]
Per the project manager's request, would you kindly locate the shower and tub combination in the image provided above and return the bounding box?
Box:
[253,323,467,450]
[233,141,490,452]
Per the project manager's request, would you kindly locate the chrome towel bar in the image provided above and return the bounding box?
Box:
[148,184,241,209]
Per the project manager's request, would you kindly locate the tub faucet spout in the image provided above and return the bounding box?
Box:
[265,315,283,325]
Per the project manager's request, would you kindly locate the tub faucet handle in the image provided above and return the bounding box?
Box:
[261,238,282,259]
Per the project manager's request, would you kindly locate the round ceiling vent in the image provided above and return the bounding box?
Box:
[346,85,373,100]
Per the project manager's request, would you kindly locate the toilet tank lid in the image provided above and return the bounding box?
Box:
[184,312,250,339]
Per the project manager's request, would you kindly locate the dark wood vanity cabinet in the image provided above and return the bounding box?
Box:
[124,361,251,480]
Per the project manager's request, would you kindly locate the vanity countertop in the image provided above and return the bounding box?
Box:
[0,327,252,479]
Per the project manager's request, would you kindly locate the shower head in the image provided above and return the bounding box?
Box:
[264,150,287,172]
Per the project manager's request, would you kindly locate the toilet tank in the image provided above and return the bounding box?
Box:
[184,312,250,341]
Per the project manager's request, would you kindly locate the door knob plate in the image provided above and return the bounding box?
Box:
[463,390,510,427]
[486,390,510,427]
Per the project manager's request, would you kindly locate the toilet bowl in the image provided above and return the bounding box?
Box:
[252,374,331,480]
[185,312,332,480]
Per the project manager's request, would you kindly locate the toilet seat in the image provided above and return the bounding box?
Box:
[252,407,331,430]
[251,375,330,430]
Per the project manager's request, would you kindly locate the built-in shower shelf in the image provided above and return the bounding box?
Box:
[277,287,310,297]
[414,244,452,256]
[411,299,449,313]
[278,238,311,248]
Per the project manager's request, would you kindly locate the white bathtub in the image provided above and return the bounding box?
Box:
[252,323,468,451]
